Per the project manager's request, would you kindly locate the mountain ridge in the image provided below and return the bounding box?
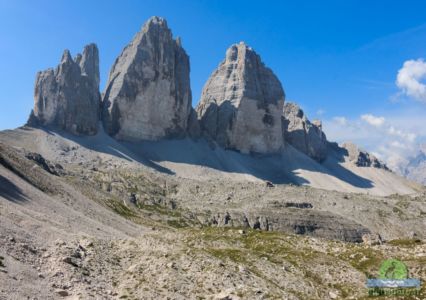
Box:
[24,16,390,177]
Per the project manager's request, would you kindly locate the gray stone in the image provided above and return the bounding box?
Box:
[196,42,285,154]
[362,233,383,246]
[102,16,192,141]
[28,44,100,135]
[187,108,201,139]
[56,290,69,297]
[282,102,328,162]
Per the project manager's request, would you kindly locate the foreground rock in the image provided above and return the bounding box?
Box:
[196,42,285,154]
[282,102,328,162]
[102,16,192,141]
[28,44,100,135]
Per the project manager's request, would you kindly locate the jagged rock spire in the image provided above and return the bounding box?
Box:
[28,44,100,135]
[102,16,192,141]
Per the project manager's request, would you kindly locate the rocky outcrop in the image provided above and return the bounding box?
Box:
[282,102,328,162]
[196,42,285,154]
[28,44,100,135]
[102,16,192,141]
[199,209,370,242]
[24,152,64,176]
[340,142,388,169]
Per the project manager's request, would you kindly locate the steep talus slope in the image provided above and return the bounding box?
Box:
[0,127,422,196]
[0,127,424,241]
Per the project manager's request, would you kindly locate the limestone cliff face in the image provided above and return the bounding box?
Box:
[28,44,100,135]
[196,42,285,154]
[102,16,192,141]
[282,102,328,162]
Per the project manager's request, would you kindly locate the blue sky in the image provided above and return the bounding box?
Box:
[1,0,426,168]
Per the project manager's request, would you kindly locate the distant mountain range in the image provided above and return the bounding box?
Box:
[401,147,426,185]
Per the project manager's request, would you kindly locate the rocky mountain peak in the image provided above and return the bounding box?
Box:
[79,43,100,86]
[143,16,168,31]
[61,49,73,64]
[225,42,248,62]
[27,44,101,135]
[102,16,192,141]
[196,43,285,154]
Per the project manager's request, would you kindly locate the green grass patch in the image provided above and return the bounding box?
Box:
[167,219,189,228]
[104,197,137,219]
[339,247,384,278]
[387,238,423,247]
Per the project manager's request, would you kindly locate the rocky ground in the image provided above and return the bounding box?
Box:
[0,129,426,299]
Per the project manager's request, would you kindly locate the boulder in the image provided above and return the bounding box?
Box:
[28,44,100,135]
[282,102,328,162]
[196,42,285,154]
[362,233,383,246]
[102,16,192,141]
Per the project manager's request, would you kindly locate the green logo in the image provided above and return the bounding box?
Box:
[378,259,408,280]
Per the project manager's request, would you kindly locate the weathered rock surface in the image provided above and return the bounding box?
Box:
[196,42,285,154]
[24,152,64,176]
[102,16,192,141]
[282,102,328,162]
[340,142,388,169]
[28,44,100,135]
[187,108,201,139]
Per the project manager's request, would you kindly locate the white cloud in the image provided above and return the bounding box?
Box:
[396,59,426,101]
[361,114,385,127]
[388,126,417,142]
[385,152,409,174]
[316,109,325,116]
[332,116,348,126]
[389,140,409,149]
